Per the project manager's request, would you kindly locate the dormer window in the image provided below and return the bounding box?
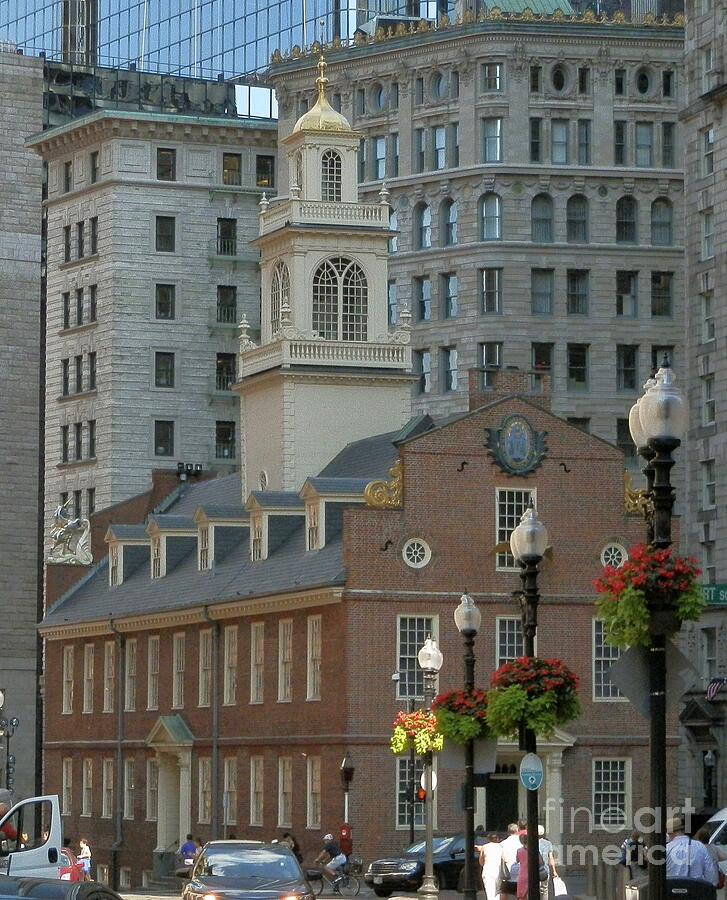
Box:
[151,536,162,578]
[321,149,342,202]
[251,516,264,561]
[306,503,320,551]
[110,545,120,587]
[271,261,290,336]
[199,526,210,571]
[312,257,368,342]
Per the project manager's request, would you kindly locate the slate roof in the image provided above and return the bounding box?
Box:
[171,474,242,514]
[247,491,305,509]
[318,430,399,478]
[304,477,372,495]
[196,505,248,521]
[106,524,149,541]
[148,515,197,531]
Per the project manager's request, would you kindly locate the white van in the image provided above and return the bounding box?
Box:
[0,795,64,879]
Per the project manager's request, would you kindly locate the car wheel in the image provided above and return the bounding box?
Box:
[373,889,393,897]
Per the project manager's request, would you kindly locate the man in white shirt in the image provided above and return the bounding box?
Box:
[665,817,719,886]
[501,823,521,876]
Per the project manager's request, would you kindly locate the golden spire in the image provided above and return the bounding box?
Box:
[316,53,328,101]
[292,50,352,134]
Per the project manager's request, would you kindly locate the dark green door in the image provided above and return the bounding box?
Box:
[485,779,519,833]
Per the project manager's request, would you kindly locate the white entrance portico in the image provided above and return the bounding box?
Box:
[146,715,195,854]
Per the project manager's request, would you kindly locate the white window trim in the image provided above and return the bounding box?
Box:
[250,622,264,704]
[278,756,293,828]
[123,758,135,819]
[198,628,213,708]
[494,487,537,572]
[172,632,185,709]
[250,755,264,826]
[591,757,632,831]
[395,756,438,830]
[592,618,627,703]
[306,615,322,702]
[278,619,293,703]
[62,645,74,715]
[103,640,114,713]
[102,758,114,819]
[223,757,237,826]
[81,758,93,817]
[223,625,238,706]
[147,635,160,710]
[82,643,94,714]
[198,757,212,824]
[306,755,321,829]
[495,615,534,669]
[146,758,159,822]
[124,638,137,712]
[62,758,73,816]
[395,614,440,701]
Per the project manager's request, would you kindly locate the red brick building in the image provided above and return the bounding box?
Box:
[40,370,679,889]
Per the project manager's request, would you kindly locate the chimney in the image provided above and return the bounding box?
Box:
[468,366,552,412]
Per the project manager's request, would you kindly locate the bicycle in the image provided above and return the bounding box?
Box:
[309,862,360,897]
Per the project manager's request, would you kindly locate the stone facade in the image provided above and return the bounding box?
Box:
[678,0,727,812]
[0,50,43,800]
[270,18,685,458]
[28,111,277,532]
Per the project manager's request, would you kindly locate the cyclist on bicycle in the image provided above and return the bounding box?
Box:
[315,833,347,888]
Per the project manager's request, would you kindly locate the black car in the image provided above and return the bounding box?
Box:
[182,841,316,900]
[364,835,479,897]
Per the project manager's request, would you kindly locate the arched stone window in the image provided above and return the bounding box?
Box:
[616,196,638,244]
[295,149,303,192]
[480,193,502,241]
[270,261,290,335]
[321,149,342,202]
[441,198,458,246]
[651,198,673,246]
[566,195,589,243]
[312,257,368,342]
[531,194,554,243]
[414,203,432,249]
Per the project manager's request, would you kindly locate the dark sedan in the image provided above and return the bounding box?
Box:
[365,835,478,896]
[182,841,316,900]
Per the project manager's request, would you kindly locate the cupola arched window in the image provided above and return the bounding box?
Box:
[566,194,589,243]
[321,149,342,202]
[270,261,290,335]
[616,196,638,244]
[312,257,368,342]
[441,198,458,246]
[414,203,432,249]
[295,149,303,192]
[531,193,554,243]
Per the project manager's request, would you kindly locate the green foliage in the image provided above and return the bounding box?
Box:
[435,707,488,744]
[675,584,707,624]
[596,585,652,648]
[486,684,581,740]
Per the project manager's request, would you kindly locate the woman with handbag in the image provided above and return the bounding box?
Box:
[515,833,548,900]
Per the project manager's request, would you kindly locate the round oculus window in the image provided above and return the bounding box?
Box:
[601,543,628,568]
[551,65,567,91]
[432,72,447,99]
[636,69,650,94]
[402,538,432,569]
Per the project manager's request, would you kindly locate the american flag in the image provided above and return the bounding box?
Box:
[706,677,727,702]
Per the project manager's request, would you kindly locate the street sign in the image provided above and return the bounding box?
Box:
[420,770,437,791]
[519,753,543,791]
[608,642,699,719]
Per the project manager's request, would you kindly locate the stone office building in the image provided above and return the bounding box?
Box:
[269,11,685,465]
[28,110,277,530]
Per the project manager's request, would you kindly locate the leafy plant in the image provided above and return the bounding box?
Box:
[390,709,444,755]
[593,544,703,648]
[432,689,490,744]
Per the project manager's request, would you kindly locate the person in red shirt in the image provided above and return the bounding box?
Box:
[0,804,17,843]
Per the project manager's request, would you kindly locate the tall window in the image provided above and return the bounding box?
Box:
[62,645,74,714]
[635,122,654,167]
[103,641,114,712]
[614,121,627,165]
[312,257,368,341]
[442,274,458,318]
[414,350,431,395]
[155,420,174,459]
[172,633,185,708]
[616,271,638,317]
[432,126,446,170]
[531,269,554,315]
[617,345,638,391]
[223,626,238,706]
[616,197,637,244]
[387,281,398,327]
[156,148,176,181]
[480,193,502,241]
[373,136,386,179]
[155,216,175,252]
[147,635,160,710]
[414,204,432,249]
[413,128,425,173]
[321,149,342,202]
[482,117,503,162]
[593,759,629,827]
[578,119,591,165]
[703,127,715,176]
[307,615,322,701]
[703,374,716,425]
[651,272,673,317]
[567,270,589,315]
[250,756,264,826]
[223,152,242,186]
[82,758,93,816]
[77,221,85,258]
[102,758,114,818]
[306,756,321,828]
[278,619,293,702]
[567,344,589,391]
[198,758,212,824]
[482,61,503,90]
[388,208,398,253]
[531,194,553,243]
[551,120,569,164]
[63,225,72,261]
[567,195,588,243]
[124,639,137,711]
[441,199,458,246]
[617,418,636,463]
[702,209,714,260]
[702,458,716,508]
[64,160,73,192]
[481,342,502,388]
[701,628,718,681]
[397,616,435,698]
[250,622,264,703]
[442,347,458,392]
[217,218,237,256]
[497,617,524,667]
[530,118,542,162]
[62,759,72,816]
[397,758,425,828]
[662,122,675,167]
[83,644,94,714]
[223,757,237,826]
[651,199,673,246]
[123,758,135,819]
[449,122,459,167]
[154,351,175,388]
[278,757,293,827]
[256,155,275,188]
[481,268,502,314]
[593,620,622,700]
[532,343,552,386]
[155,284,175,320]
[496,489,534,570]
[147,760,159,821]
[199,629,212,707]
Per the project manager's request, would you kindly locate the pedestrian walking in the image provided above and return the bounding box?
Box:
[78,838,92,881]
[480,833,503,900]
[538,825,558,900]
[665,817,718,887]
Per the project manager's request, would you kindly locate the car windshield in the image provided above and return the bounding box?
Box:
[703,821,727,845]
[194,847,302,880]
[405,838,455,855]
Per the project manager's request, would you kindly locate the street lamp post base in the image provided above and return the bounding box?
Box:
[417,874,439,900]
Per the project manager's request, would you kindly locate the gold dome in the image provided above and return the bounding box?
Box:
[293,55,352,134]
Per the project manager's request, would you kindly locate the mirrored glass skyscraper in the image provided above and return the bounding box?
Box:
[1,0,440,77]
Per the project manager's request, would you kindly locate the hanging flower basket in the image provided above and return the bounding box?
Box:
[486,657,581,739]
[593,544,703,648]
[390,709,443,755]
[431,689,491,744]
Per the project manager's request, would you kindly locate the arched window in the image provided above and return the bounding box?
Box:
[441,198,458,246]
[566,194,589,243]
[616,196,638,244]
[294,150,303,192]
[531,194,554,243]
[321,149,342,202]
[312,257,368,342]
[480,193,502,241]
[414,203,432,249]
[651,198,673,246]
[389,208,398,253]
[270,261,290,335]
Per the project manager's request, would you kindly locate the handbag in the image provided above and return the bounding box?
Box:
[539,864,549,882]
[552,876,568,896]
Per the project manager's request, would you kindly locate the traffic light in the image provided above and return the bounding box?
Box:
[415,786,427,803]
